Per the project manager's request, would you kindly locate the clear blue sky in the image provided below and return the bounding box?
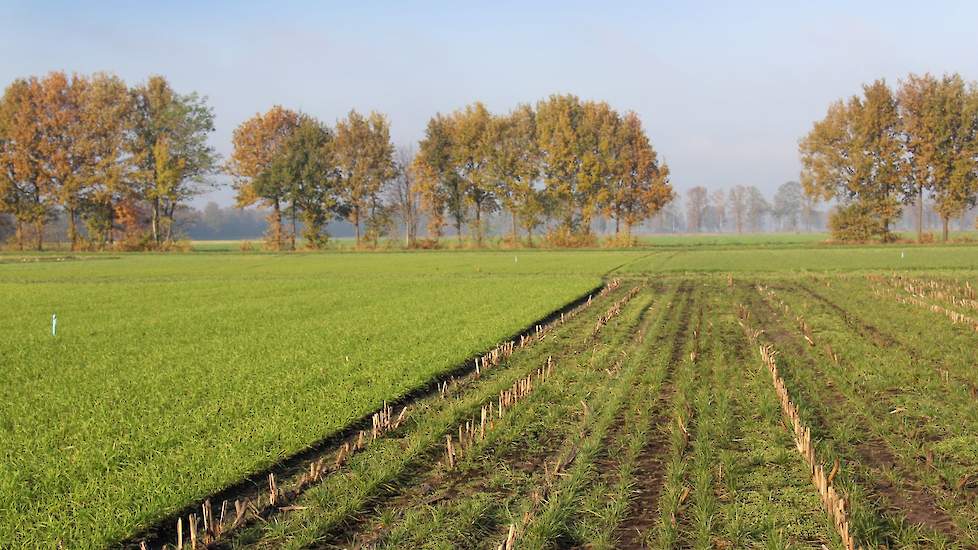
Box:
[3,1,977,206]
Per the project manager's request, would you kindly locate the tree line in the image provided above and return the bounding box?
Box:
[800,72,978,242]
[0,71,673,250]
[8,69,976,249]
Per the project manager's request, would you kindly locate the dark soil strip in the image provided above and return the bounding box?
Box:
[748,282,961,544]
[615,281,695,549]
[120,282,609,549]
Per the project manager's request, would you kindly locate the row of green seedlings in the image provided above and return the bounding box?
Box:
[592,285,643,336]
[159,282,628,549]
[445,356,557,470]
[867,276,978,333]
[737,306,859,550]
[164,401,408,550]
[755,284,840,364]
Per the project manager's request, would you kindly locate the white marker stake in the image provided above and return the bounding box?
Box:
[52,313,57,336]
[901,251,905,259]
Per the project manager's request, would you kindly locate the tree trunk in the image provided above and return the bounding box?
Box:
[108,205,115,246]
[404,205,411,248]
[291,205,297,251]
[163,203,175,244]
[943,216,950,242]
[455,217,463,246]
[272,199,282,250]
[511,210,518,243]
[15,220,24,250]
[917,187,924,243]
[474,204,482,247]
[353,205,361,247]
[34,220,43,251]
[67,207,78,250]
[151,198,161,245]
[614,211,620,236]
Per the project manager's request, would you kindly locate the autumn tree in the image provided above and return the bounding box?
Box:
[415,113,466,242]
[32,72,88,249]
[486,104,542,243]
[334,110,395,247]
[76,73,132,247]
[579,100,620,237]
[440,103,496,245]
[800,80,904,241]
[899,73,978,241]
[130,75,218,246]
[536,94,590,238]
[227,105,301,249]
[254,116,339,249]
[2,72,129,249]
[0,78,51,249]
[600,111,672,240]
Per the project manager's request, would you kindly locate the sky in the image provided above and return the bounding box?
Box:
[2,0,977,207]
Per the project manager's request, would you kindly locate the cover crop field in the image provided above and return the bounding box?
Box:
[2,242,978,548]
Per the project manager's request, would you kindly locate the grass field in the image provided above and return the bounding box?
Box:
[3,241,978,548]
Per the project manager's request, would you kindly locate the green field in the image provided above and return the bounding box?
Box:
[3,242,978,548]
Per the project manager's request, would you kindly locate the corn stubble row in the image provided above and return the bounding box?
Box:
[738,305,859,550]
[868,274,978,332]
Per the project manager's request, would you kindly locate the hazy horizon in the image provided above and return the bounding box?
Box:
[3,0,977,208]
